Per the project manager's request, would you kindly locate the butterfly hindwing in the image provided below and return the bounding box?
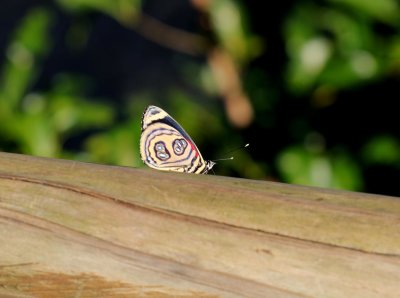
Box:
[140,106,215,174]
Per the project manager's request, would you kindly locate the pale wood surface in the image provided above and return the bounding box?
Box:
[0,151,399,297]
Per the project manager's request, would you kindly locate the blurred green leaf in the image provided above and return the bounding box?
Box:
[48,75,114,134]
[210,0,263,65]
[0,8,51,109]
[85,121,140,166]
[56,0,141,24]
[284,2,390,93]
[277,145,363,191]
[362,135,400,166]
[328,0,400,24]
[1,0,398,195]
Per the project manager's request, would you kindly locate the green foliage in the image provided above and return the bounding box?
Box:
[0,8,50,109]
[1,0,399,195]
[0,8,114,158]
[327,0,400,24]
[210,0,263,65]
[362,135,400,166]
[284,0,400,94]
[277,145,363,191]
[56,0,141,24]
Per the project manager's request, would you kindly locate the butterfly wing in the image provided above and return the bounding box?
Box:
[140,106,213,174]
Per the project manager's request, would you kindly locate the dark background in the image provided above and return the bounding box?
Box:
[1,0,399,196]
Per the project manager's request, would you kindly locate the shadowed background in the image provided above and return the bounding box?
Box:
[0,0,399,196]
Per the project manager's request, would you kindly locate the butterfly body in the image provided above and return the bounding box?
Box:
[140,105,215,174]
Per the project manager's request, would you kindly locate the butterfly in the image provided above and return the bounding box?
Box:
[140,105,215,174]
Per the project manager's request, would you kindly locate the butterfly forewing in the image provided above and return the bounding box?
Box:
[140,106,214,174]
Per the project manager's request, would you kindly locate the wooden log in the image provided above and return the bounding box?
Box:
[0,151,399,297]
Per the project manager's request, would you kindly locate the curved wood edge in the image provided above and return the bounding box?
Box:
[0,152,399,297]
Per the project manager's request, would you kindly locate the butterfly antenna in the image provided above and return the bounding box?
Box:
[225,143,250,155]
[212,156,234,162]
[212,143,249,162]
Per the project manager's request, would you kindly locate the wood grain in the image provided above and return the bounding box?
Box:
[0,152,399,297]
